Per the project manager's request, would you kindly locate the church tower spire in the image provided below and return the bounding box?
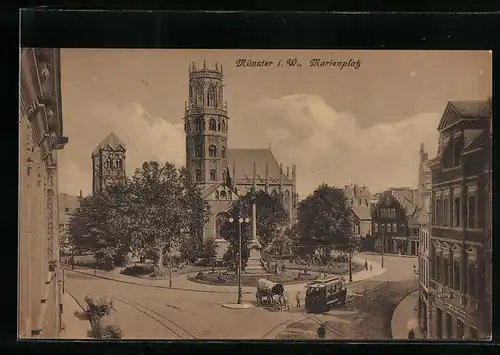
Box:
[184,61,229,185]
[91,132,126,194]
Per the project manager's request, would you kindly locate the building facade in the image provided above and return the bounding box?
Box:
[417,143,432,337]
[427,100,492,340]
[183,62,298,246]
[19,48,68,338]
[344,184,372,238]
[92,132,127,194]
[58,192,80,253]
[372,188,422,255]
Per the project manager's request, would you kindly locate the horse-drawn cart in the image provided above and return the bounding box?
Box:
[256,278,284,307]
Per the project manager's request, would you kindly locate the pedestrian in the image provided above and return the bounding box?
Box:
[370,264,372,271]
[296,292,301,308]
[365,259,368,271]
[317,323,326,339]
[408,328,415,340]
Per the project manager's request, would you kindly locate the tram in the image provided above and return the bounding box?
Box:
[304,276,347,314]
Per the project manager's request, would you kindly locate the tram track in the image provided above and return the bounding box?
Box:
[344,281,392,308]
[111,295,197,340]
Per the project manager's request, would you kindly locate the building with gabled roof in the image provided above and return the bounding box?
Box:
[92,132,127,194]
[427,99,492,340]
[343,184,373,239]
[183,62,297,244]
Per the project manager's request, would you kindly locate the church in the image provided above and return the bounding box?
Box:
[184,62,298,246]
[91,61,298,250]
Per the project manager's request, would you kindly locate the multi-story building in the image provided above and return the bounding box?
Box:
[19,48,68,338]
[417,143,432,337]
[428,100,492,340]
[58,192,81,253]
[344,184,372,238]
[372,188,422,255]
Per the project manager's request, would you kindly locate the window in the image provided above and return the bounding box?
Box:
[195,144,202,157]
[207,86,217,107]
[374,223,379,233]
[196,87,203,106]
[222,170,226,182]
[351,198,353,205]
[221,146,226,158]
[64,207,69,213]
[210,169,217,181]
[443,197,449,226]
[391,208,396,219]
[209,118,217,131]
[215,191,219,200]
[435,253,442,283]
[221,120,226,132]
[436,308,443,338]
[467,262,477,297]
[457,320,465,340]
[195,170,202,181]
[104,160,110,168]
[228,191,232,200]
[220,191,227,199]
[116,158,123,169]
[467,193,476,228]
[453,197,461,227]
[453,259,460,290]
[196,118,203,132]
[185,121,190,132]
[443,257,449,286]
[217,120,221,131]
[209,145,217,157]
[445,313,452,338]
[392,223,397,233]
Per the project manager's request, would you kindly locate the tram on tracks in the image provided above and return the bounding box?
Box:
[304,276,347,313]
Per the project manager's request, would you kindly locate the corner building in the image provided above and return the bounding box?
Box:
[19,48,68,338]
[183,62,298,247]
[428,100,492,340]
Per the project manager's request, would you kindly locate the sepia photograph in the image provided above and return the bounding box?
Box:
[19,49,492,341]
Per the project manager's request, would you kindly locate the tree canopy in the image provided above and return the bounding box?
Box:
[68,161,210,270]
[220,188,289,268]
[294,184,354,260]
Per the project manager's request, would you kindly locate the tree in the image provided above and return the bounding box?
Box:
[201,238,217,266]
[220,198,253,269]
[295,184,353,262]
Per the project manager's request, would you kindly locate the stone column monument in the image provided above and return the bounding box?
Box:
[244,162,265,274]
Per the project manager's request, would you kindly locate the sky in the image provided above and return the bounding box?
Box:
[57,49,491,197]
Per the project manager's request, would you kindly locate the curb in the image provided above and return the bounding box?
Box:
[67,269,254,295]
[390,289,420,340]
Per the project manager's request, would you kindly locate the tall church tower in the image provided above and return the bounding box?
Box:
[418,143,432,221]
[92,132,127,194]
[184,61,229,185]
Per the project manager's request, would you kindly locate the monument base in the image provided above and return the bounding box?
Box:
[244,243,265,274]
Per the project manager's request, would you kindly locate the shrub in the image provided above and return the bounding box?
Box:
[84,295,115,338]
[333,255,349,263]
[100,323,123,339]
[150,266,166,279]
[95,248,115,271]
[121,263,155,276]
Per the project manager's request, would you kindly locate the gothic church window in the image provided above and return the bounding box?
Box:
[209,118,217,131]
[221,146,226,158]
[207,85,217,107]
[209,145,217,157]
[195,170,202,181]
[228,191,232,200]
[196,118,203,132]
[116,158,123,169]
[221,120,226,132]
[104,160,110,169]
[210,169,217,181]
[220,191,227,199]
[215,191,219,200]
[196,86,203,107]
[195,144,202,157]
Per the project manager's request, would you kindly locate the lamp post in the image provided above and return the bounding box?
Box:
[381,230,385,269]
[229,213,250,304]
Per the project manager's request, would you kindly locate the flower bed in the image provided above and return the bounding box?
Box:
[188,270,319,286]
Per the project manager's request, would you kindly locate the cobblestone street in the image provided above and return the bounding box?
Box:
[62,252,419,340]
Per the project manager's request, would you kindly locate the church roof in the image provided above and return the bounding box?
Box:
[226,149,285,180]
[449,100,491,118]
[92,132,126,156]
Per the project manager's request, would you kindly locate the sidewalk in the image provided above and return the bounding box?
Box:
[363,251,418,259]
[60,292,92,340]
[391,290,422,340]
[68,255,386,295]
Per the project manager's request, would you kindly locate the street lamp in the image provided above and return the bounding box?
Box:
[229,214,250,304]
[348,236,353,283]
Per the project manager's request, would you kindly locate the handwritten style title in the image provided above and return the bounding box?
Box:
[235,58,362,70]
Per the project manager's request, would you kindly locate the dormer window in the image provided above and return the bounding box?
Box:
[443,132,463,169]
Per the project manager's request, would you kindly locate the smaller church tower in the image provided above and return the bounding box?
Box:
[92,132,126,194]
